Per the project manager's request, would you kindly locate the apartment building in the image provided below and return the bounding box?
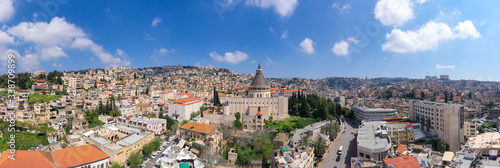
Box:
[463,121,477,141]
[352,105,397,122]
[409,100,464,151]
[116,115,167,135]
[83,125,155,165]
[168,97,203,122]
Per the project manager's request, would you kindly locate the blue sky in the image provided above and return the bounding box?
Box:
[0,0,499,81]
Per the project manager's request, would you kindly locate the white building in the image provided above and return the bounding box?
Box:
[357,121,392,161]
[168,97,203,122]
[219,64,288,131]
[352,106,397,122]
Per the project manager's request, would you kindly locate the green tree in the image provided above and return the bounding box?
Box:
[312,135,327,157]
[268,116,273,122]
[254,133,272,167]
[235,112,241,121]
[438,140,447,153]
[110,162,121,168]
[444,91,448,103]
[213,87,221,106]
[181,120,189,125]
[234,120,242,129]
[127,151,143,168]
[299,136,309,147]
[64,125,72,134]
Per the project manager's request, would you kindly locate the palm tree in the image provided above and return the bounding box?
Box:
[299,136,309,147]
[313,136,327,157]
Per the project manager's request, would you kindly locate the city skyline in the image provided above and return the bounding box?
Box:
[0,0,498,81]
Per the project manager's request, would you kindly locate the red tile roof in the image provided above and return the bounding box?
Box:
[180,122,216,134]
[383,156,420,168]
[126,115,134,119]
[0,145,109,168]
[51,144,109,168]
[173,97,203,106]
[396,144,406,154]
[0,150,55,168]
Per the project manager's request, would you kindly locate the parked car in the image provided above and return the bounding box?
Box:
[336,156,341,162]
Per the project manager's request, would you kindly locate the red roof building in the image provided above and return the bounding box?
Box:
[383,156,420,168]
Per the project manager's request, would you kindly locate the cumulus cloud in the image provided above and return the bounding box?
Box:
[332,40,349,56]
[246,0,298,17]
[39,46,68,60]
[209,50,249,64]
[382,20,481,53]
[436,64,455,69]
[0,0,14,23]
[151,17,162,27]
[281,30,288,39]
[299,38,315,54]
[266,56,278,65]
[7,17,131,66]
[374,0,415,26]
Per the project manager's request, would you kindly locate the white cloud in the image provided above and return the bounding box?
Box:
[382,20,481,53]
[39,46,68,60]
[269,27,274,33]
[157,48,175,54]
[436,64,455,69]
[347,37,360,44]
[416,0,427,4]
[71,37,131,66]
[332,2,351,13]
[453,20,481,39]
[281,30,288,39]
[251,60,257,64]
[0,0,14,23]
[209,50,249,64]
[332,40,349,56]
[266,56,278,65]
[7,17,131,66]
[299,38,315,54]
[52,63,63,68]
[5,49,41,72]
[151,17,162,27]
[374,0,415,26]
[246,0,298,17]
[8,17,86,46]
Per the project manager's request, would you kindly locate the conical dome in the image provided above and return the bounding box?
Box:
[250,64,269,88]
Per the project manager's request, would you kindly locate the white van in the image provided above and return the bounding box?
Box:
[337,146,343,155]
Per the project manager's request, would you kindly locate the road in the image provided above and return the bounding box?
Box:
[144,136,173,168]
[320,120,358,168]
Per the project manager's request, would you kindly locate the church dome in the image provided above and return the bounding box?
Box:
[249,64,270,90]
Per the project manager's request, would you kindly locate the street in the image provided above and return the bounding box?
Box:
[320,120,358,168]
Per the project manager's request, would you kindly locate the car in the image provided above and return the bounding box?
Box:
[139,164,145,168]
[336,156,341,162]
[351,131,354,134]
[152,153,158,158]
[156,158,161,165]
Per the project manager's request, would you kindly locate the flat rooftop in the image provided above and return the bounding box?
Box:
[357,121,391,152]
[467,132,500,149]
